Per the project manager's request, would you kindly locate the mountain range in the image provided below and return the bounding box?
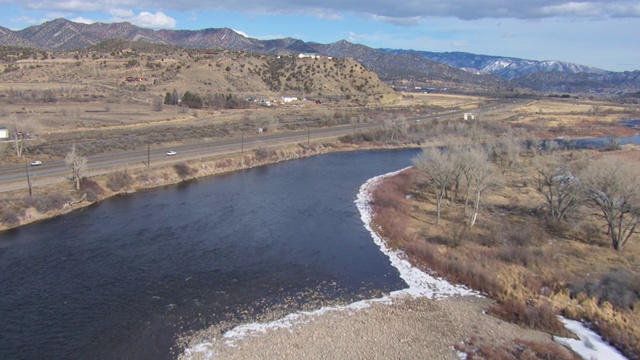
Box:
[1,18,639,95]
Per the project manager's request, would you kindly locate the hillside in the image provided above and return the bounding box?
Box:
[0,19,516,93]
[0,43,397,105]
[309,41,509,92]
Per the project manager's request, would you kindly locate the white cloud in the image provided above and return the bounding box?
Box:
[367,14,420,26]
[109,8,134,18]
[128,11,176,28]
[71,16,94,23]
[539,2,605,17]
[11,0,640,22]
[106,8,177,28]
[24,0,105,12]
[314,10,343,21]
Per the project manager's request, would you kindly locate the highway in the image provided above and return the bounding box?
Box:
[0,122,383,192]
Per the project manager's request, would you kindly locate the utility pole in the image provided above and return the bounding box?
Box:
[147,142,150,168]
[25,160,32,197]
[307,126,310,145]
[241,130,244,153]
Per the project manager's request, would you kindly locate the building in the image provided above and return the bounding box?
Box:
[463,113,476,121]
[0,126,9,140]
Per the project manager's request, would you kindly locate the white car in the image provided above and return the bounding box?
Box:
[30,160,42,166]
[166,150,177,156]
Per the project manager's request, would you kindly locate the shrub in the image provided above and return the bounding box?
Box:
[489,299,565,335]
[1,209,20,226]
[80,178,104,202]
[498,246,546,268]
[254,146,274,161]
[594,318,640,360]
[456,338,580,360]
[35,193,68,212]
[569,268,640,310]
[174,163,194,179]
[107,169,134,192]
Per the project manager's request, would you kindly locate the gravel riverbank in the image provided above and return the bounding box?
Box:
[182,295,561,360]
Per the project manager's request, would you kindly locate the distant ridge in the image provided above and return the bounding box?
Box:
[1,18,638,94]
[379,49,610,79]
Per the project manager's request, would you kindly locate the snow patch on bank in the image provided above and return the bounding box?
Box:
[554,318,627,360]
[356,167,476,300]
[182,168,627,360]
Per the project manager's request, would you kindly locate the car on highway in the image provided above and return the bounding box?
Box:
[166,150,177,156]
[30,160,42,166]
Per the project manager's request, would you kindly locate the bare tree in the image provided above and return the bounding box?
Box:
[413,147,456,225]
[383,119,404,141]
[580,158,640,252]
[8,115,38,158]
[491,130,523,171]
[151,96,163,112]
[255,112,275,130]
[465,147,498,227]
[532,154,584,222]
[65,145,88,190]
[456,147,480,214]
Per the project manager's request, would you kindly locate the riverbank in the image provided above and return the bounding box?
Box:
[183,295,566,360]
[178,169,581,360]
[0,139,409,232]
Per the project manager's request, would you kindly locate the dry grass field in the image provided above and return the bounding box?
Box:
[505,97,640,138]
[371,145,640,359]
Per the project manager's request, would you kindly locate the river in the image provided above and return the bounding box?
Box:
[0,149,419,360]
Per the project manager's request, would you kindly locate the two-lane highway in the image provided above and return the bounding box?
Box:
[0,122,382,192]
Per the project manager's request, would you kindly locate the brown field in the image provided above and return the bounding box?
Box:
[505,97,640,138]
[394,92,489,109]
[371,146,640,359]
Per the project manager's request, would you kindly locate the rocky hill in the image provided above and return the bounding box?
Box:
[0,42,396,105]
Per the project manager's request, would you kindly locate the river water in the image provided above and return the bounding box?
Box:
[0,149,419,360]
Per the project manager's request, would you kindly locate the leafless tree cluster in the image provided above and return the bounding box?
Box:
[531,152,640,252]
[412,142,499,227]
[580,158,640,252]
[531,153,586,222]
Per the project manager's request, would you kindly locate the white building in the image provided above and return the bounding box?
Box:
[0,126,9,140]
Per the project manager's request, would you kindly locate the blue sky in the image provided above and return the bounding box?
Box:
[0,0,638,72]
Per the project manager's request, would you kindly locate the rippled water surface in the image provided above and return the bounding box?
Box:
[0,149,418,360]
